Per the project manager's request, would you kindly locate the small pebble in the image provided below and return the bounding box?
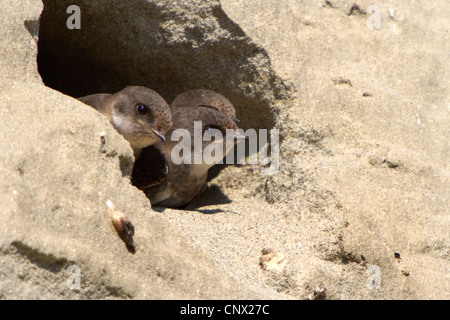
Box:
[387,9,396,19]
[307,284,327,300]
[259,248,287,272]
[107,200,135,253]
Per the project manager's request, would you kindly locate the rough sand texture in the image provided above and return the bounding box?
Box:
[0,0,448,299]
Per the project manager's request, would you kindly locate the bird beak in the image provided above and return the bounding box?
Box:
[152,128,167,143]
[231,116,240,124]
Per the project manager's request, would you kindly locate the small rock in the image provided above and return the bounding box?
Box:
[259,248,287,272]
[107,200,136,254]
[387,9,396,19]
[307,284,327,300]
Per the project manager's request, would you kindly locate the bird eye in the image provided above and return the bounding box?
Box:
[137,104,149,116]
[204,125,224,133]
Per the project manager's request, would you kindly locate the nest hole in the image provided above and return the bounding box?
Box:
[37,0,291,131]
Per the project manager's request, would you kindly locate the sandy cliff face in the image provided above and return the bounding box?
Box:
[0,0,448,299]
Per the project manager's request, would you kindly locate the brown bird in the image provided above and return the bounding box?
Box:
[132,91,244,208]
[78,86,173,159]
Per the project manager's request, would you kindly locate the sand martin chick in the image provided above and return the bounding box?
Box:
[132,95,244,208]
[78,86,173,159]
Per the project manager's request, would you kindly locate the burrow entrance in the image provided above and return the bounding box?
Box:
[37,0,292,209]
[37,0,291,131]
